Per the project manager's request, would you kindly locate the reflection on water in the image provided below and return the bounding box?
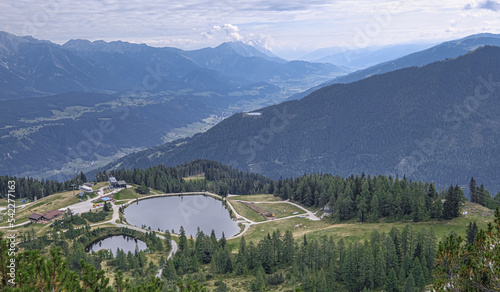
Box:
[86,235,147,254]
[124,195,239,238]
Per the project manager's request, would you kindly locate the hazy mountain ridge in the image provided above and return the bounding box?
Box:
[0,31,342,100]
[97,46,500,192]
[331,33,500,85]
[287,33,500,101]
[302,43,435,69]
[0,31,340,179]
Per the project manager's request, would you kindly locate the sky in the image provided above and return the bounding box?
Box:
[1,0,500,59]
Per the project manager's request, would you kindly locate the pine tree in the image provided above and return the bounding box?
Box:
[282,230,295,265]
[251,266,267,292]
[385,268,400,292]
[114,270,131,292]
[411,258,425,291]
[220,232,227,249]
[360,242,375,290]
[403,273,415,292]
[465,221,478,245]
[478,184,487,207]
[165,230,172,252]
[443,185,461,219]
[179,226,188,252]
[469,177,477,203]
[369,193,380,222]
[80,259,110,291]
[385,235,399,274]
[431,198,443,220]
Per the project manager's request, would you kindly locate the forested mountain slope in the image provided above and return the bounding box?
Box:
[288,33,500,101]
[100,46,500,192]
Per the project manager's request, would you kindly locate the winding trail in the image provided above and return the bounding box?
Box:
[225,198,321,239]
[6,189,321,278]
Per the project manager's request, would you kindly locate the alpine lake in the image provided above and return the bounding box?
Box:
[124,195,240,238]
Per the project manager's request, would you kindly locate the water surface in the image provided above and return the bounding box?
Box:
[86,235,147,254]
[124,195,239,238]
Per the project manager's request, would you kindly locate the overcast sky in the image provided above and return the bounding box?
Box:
[1,0,499,59]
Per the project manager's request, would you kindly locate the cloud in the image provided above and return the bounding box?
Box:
[247,34,274,50]
[204,24,243,42]
[464,0,500,11]
[202,24,275,50]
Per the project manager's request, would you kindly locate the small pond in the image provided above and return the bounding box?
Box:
[124,195,240,238]
[86,235,147,254]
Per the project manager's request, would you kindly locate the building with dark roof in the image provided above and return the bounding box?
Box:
[109,176,126,188]
[29,210,64,222]
[109,176,118,187]
[116,180,127,188]
[28,213,43,222]
[42,210,64,220]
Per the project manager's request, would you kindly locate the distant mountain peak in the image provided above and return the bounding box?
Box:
[62,38,150,54]
[216,41,286,63]
[0,31,54,56]
[461,32,500,40]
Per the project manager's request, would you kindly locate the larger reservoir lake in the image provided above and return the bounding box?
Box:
[124,195,240,238]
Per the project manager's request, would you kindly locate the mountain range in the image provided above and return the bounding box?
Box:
[97,46,500,192]
[0,31,343,100]
[287,33,500,101]
[3,31,500,193]
[302,43,435,70]
[0,31,342,179]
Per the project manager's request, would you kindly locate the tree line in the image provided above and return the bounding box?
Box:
[0,171,87,200]
[98,160,274,197]
[159,223,437,291]
[275,173,474,222]
[3,160,499,214]
[469,177,500,209]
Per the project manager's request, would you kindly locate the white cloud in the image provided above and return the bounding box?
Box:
[1,0,500,54]
[206,24,243,41]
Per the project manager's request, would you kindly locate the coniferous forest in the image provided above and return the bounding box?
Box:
[2,210,500,291]
[164,225,438,292]
[275,173,478,222]
[1,160,500,291]
[2,10,500,292]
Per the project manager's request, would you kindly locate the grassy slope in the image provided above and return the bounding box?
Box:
[227,198,494,250]
[230,201,266,222]
[183,173,206,181]
[0,190,80,226]
[228,194,281,202]
[256,202,305,218]
[114,187,144,201]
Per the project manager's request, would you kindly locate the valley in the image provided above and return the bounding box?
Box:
[100,45,500,193]
[1,7,500,289]
[0,31,342,181]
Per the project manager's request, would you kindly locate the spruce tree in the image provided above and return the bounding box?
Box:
[403,273,415,292]
[179,226,188,252]
[162,259,177,281]
[465,221,478,246]
[411,258,425,291]
[469,177,477,203]
[443,185,461,219]
[385,268,400,292]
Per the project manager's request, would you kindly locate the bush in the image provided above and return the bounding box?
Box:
[214,281,228,292]
[135,183,150,195]
[268,273,285,285]
[81,211,107,223]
